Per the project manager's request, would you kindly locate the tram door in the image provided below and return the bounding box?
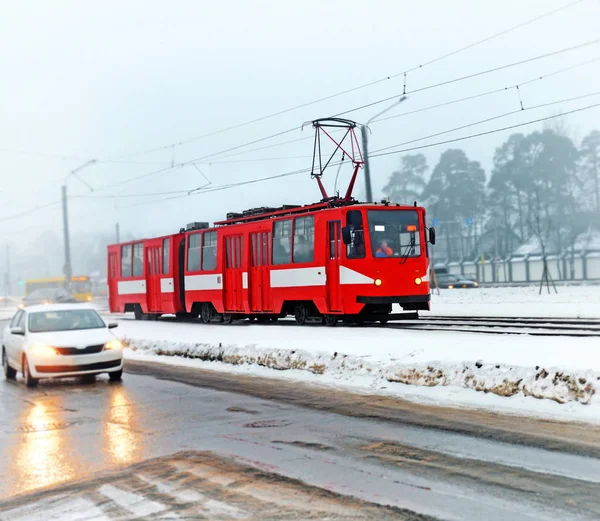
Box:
[326,221,342,312]
[146,242,162,312]
[108,250,119,310]
[249,231,272,312]
[224,235,244,311]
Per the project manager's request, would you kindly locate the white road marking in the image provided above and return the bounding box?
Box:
[98,484,166,517]
[0,497,109,521]
[136,473,205,503]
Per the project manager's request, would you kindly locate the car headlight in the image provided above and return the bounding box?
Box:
[104,339,123,351]
[30,344,57,356]
[447,284,454,289]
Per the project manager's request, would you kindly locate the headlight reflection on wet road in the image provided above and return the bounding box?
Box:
[104,387,142,466]
[15,403,76,493]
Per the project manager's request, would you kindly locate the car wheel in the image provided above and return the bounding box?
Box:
[109,369,123,382]
[2,348,16,380]
[23,356,38,388]
[81,374,96,384]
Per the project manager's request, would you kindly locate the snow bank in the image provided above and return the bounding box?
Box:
[116,318,600,424]
[125,336,598,406]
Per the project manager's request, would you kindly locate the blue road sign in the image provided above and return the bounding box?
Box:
[466,217,473,225]
[432,218,439,227]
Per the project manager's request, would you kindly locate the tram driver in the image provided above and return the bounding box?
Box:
[376,239,393,257]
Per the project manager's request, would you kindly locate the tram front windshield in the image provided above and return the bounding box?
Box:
[367,210,421,258]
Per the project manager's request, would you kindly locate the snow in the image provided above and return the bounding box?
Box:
[116,316,600,425]
[426,284,600,318]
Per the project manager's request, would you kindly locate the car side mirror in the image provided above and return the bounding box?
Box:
[108,322,119,329]
[11,327,25,336]
[341,226,352,245]
[429,227,436,245]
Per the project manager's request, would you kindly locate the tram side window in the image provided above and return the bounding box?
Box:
[187,234,201,272]
[121,245,133,277]
[346,210,365,259]
[272,219,292,265]
[202,231,217,271]
[132,243,144,277]
[162,238,170,274]
[293,216,314,263]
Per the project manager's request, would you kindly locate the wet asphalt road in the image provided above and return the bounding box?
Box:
[1,361,600,521]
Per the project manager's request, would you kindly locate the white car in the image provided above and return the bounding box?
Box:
[2,304,124,387]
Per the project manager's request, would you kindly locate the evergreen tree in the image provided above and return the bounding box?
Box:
[422,149,486,222]
[382,154,427,205]
[579,130,600,212]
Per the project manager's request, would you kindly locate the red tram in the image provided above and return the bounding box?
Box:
[107,118,436,325]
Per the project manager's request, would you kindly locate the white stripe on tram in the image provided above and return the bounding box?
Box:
[185,273,223,291]
[117,280,146,295]
[160,277,174,293]
[270,267,326,288]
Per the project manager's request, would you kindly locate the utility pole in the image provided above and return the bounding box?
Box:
[62,159,96,290]
[361,129,373,202]
[361,95,407,202]
[115,222,120,243]
[61,184,72,288]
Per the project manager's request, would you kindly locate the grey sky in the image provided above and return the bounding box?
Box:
[1,0,599,250]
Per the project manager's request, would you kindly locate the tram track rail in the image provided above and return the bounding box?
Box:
[104,311,600,337]
[386,316,600,337]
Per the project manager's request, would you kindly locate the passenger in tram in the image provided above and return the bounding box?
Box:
[293,236,313,263]
[376,240,393,257]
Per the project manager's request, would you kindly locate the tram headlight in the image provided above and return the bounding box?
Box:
[414,277,422,285]
[374,278,382,287]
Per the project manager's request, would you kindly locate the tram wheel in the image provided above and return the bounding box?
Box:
[323,314,338,327]
[200,303,212,323]
[222,314,233,325]
[294,304,307,325]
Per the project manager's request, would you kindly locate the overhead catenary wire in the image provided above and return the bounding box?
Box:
[207,55,600,164]
[33,37,600,199]
[193,38,600,165]
[107,0,586,161]
[110,102,600,209]
[370,89,600,155]
[333,37,600,119]
[373,55,600,124]
[0,7,596,221]
[369,102,600,159]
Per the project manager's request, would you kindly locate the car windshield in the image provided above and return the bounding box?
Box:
[72,280,92,293]
[26,288,63,300]
[28,309,105,332]
[367,210,421,259]
[439,274,460,282]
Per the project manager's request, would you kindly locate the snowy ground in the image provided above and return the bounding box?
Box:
[114,286,600,424]
[425,284,600,318]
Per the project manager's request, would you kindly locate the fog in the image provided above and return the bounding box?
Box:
[1,0,599,281]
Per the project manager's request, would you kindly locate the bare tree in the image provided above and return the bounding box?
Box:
[529,190,557,294]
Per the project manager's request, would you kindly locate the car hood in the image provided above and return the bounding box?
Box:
[29,328,115,347]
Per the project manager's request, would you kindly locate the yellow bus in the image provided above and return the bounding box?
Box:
[24,276,93,302]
